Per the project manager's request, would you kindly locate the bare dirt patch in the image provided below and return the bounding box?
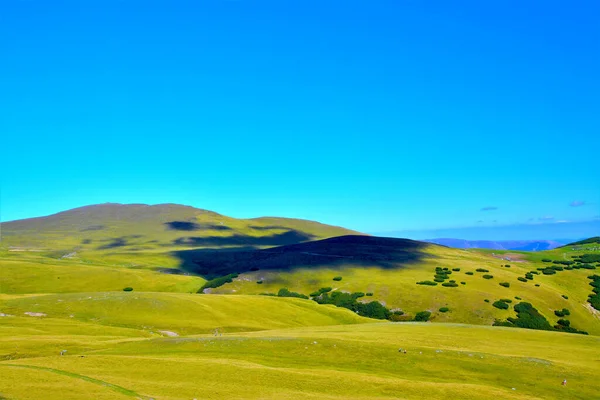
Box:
[158,330,179,337]
[24,312,47,317]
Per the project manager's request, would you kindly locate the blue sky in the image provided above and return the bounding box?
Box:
[1,0,599,239]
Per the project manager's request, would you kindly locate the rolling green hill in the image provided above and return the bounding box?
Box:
[1,205,600,399]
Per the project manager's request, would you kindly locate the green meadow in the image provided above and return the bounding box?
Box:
[1,206,599,399]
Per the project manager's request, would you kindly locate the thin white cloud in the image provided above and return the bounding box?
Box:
[570,200,586,207]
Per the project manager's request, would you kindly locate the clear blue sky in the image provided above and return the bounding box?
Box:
[1,0,599,239]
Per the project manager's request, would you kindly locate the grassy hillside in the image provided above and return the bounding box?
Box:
[0,293,369,335]
[1,299,598,400]
[1,203,361,273]
[205,236,600,335]
[2,204,600,398]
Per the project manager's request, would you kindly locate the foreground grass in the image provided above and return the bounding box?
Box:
[0,315,598,400]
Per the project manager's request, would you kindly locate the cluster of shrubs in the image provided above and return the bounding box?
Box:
[277,288,309,299]
[574,254,600,263]
[492,302,588,335]
[465,271,474,275]
[414,311,431,321]
[499,282,510,288]
[518,277,527,282]
[416,280,438,286]
[554,308,570,317]
[492,300,509,310]
[434,267,453,282]
[313,291,390,319]
[476,268,489,273]
[198,273,239,292]
[442,281,458,287]
[332,276,343,281]
[482,274,494,280]
[588,275,600,311]
[417,267,461,288]
[493,302,553,331]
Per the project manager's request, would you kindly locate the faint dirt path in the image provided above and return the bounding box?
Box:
[0,363,154,399]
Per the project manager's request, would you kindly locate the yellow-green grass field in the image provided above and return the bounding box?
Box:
[1,295,599,400]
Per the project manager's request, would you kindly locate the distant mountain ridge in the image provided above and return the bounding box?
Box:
[424,238,569,251]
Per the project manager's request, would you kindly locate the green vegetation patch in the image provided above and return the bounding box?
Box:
[314,291,390,319]
[588,275,600,311]
[414,311,431,321]
[494,302,553,331]
[492,300,509,310]
[198,273,239,292]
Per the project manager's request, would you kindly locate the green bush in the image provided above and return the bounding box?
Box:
[441,282,458,287]
[562,295,569,299]
[417,280,438,286]
[482,274,494,279]
[434,274,449,280]
[460,281,466,285]
[366,292,373,296]
[123,287,133,292]
[493,302,553,331]
[332,276,342,281]
[439,307,450,313]
[500,298,512,303]
[414,311,431,322]
[505,264,511,268]
[515,296,522,300]
[452,268,461,272]
[493,300,509,310]
[476,268,489,273]
[257,280,263,284]
[535,284,541,287]
[556,319,570,327]
[277,288,309,299]
[198,273,239,292]
[499,282,510,288]
[554,308,570,317]
[484,299,490,303]
[541,259,552,262]
[525,273,534,280]
[433,278,445,283]
[314,291,391,320]
[542,268,556,275]
[465,271,474,275]
[518,277,527,282]
[530,271,540,275]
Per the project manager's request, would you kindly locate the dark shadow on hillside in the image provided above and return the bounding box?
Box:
[165,221,232,231]
[97,237,128,249]
[173,230,315,247]
[96,235,143,250]
[172,235,434,277]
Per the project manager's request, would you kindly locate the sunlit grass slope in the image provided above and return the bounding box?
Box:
[0,255,204,294]
[0,314,598,400]
[0,293,369,335]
